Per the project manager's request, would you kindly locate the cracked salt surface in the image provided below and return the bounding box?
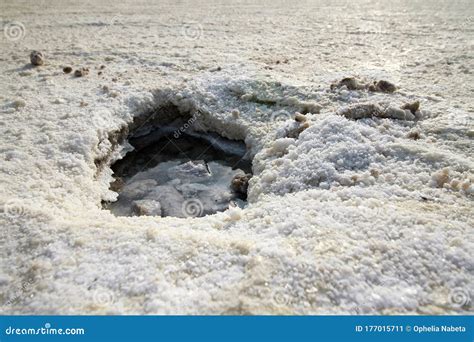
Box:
[0,0,472,315]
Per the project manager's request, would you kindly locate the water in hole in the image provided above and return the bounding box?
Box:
[105,125,252,218]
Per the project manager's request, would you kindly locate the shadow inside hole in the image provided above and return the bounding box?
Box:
[103,123,252,218]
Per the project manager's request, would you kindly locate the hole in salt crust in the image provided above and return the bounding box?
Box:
[102,105,252,218]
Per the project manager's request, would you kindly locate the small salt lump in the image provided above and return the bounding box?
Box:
[167,160,211,182]
[132,199,162,216]
[30,51,44,66]
[231,173,252,198]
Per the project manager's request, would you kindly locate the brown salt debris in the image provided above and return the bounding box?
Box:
[373,80,397,93]
[287,121,310,138]
[407,130,421,140]
[74,67,89,77]
[431,168,450,188]
[30,51,44,66]
[294,112,307,122]
[385,106,414,120]
[338,102,416,121]
[401,100,420,114]
[370,169,380,178]
[331,77,365,91]
[338,102,383,120]
[110,177,125,192]
[63,66,72,74]
[231,109,240,119]
[231,173,252,198]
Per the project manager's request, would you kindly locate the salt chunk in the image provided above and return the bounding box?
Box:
[272,138,295,153]
[225,207,242,221]
[167,161,210,182]
[231,109,240,118]
[132,200,162,216]
[12,99,26,109]
[384,107,409,120]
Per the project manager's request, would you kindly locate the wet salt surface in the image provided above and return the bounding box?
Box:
[106,129,252,217]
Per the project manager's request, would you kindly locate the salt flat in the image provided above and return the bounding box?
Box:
[0,0,472,314]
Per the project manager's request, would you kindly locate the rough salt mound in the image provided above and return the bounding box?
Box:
[0,0,472,315]
[337,102,418,120]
